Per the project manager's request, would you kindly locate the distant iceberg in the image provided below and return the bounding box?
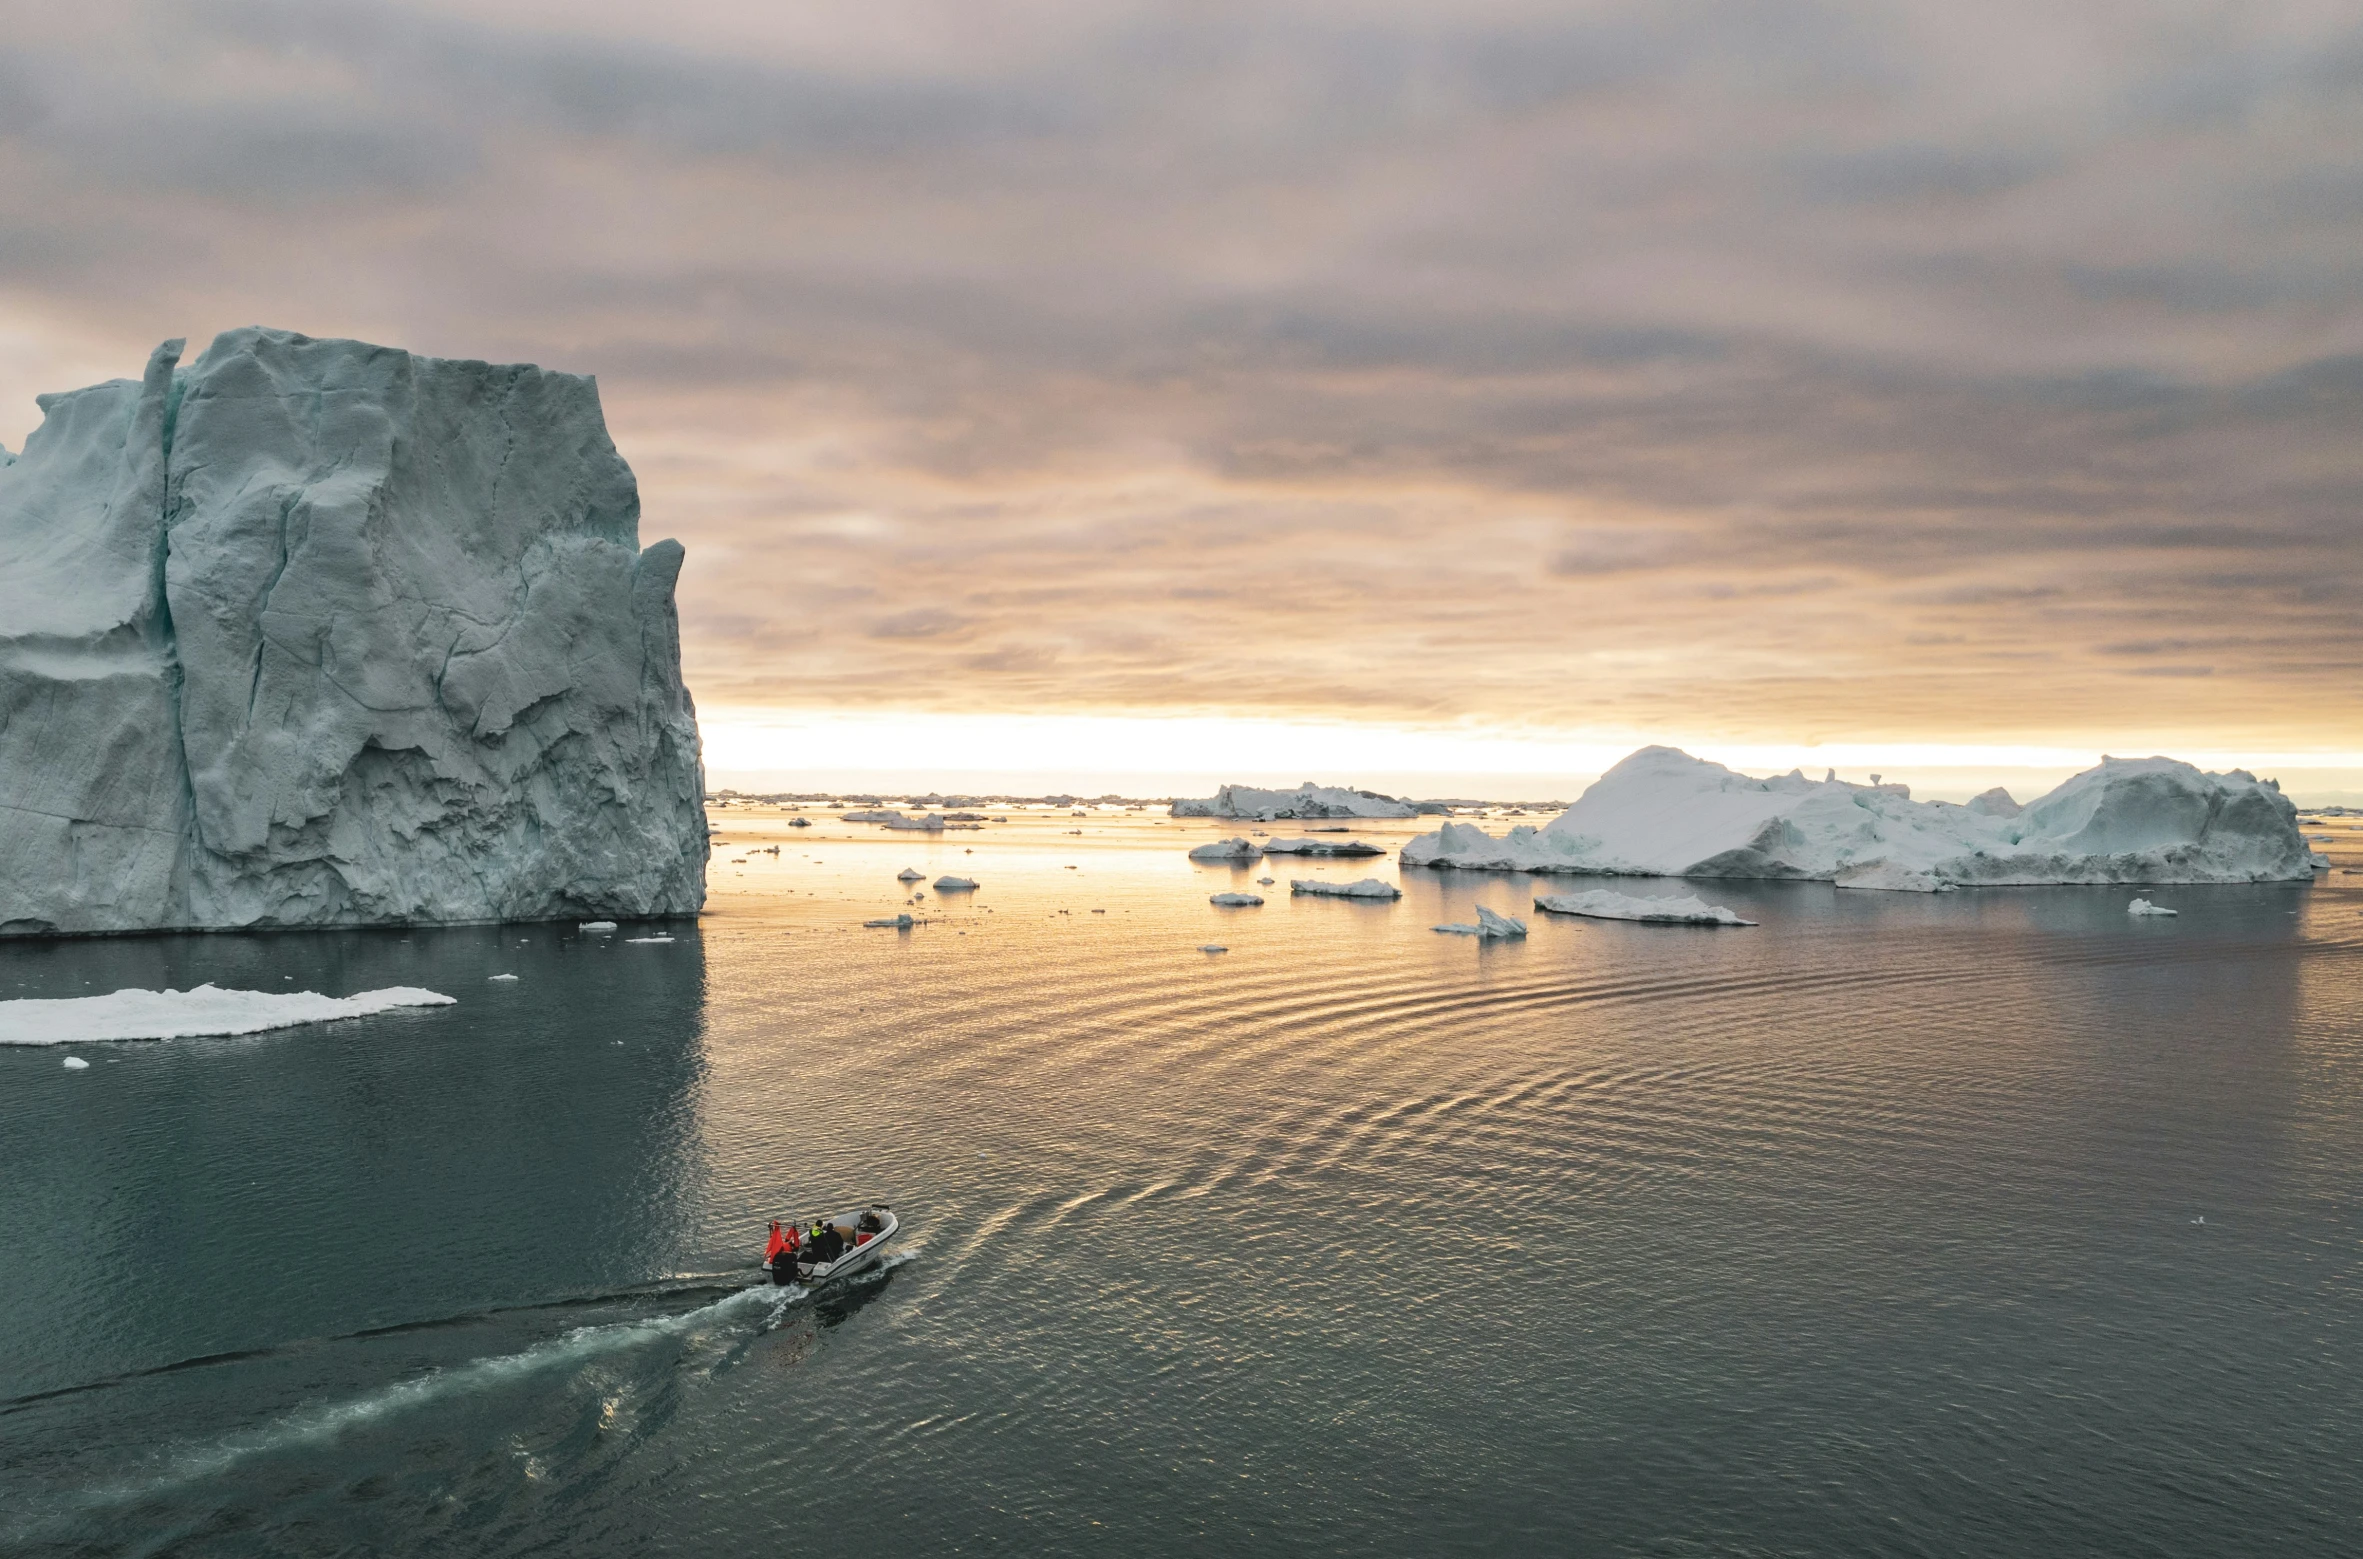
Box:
[1209,892,1265,906]
[2127,898,2178,917]
[1290,878,1402,899]
[1533,889,1757,926]
[1403,746,2312,888]
[0,984,455,1046]
[1172,783,1416,820]
[864,913,916,928]
[934,875,979,891]
[1261,837,1386,857]
[1433,905,1527,938]
[1188,838,1263,861]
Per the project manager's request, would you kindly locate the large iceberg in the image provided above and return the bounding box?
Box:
[1401,746,2311,890]
[0,329,707,935]
[1171,782,1416,820]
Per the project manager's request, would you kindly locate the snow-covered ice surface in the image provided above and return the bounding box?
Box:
[2128,898,2179,917]
[1171,783,1416,820]
[1290,878,1402,899]
[1209,892,1264,907]
[1261,838,1386,857]
[0,984,455,1046]
[1402,746,2311,888]
[1433,905,1527,938]
[1188,838,1263,861]
[1533,889,1758,927]
[579,921,617,932]
[0,328,707,936]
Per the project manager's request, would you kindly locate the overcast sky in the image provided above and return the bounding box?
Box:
[3,0,2359,778]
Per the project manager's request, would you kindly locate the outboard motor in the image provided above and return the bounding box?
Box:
[768,1254,795,1286]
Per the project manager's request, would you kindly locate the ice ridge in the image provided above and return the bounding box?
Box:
[1401,745,2310,889]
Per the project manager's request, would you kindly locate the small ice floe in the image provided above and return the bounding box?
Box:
[1432,906,1528,938]
[897,868,925,881]
[0,985,456,1046]
[1210,892,1264,907]
[1198,944,1228,953]
[489,973,519,982]
[1188,838,1262,862]
[1290,878,1401,899]
[1262,837,1385,857]
[624,936,677,944]
[1532,889,1756,926]
[934,875,979,891]
[579,921,618,931]
[864,914,916,929]
[62,1056,89,1069]
[2127,898,2179,917]
[1257,876,1275,886]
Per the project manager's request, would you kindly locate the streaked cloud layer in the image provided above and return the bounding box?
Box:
[2,0,2358,754]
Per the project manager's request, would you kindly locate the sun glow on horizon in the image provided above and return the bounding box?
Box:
[698,707,2363,803]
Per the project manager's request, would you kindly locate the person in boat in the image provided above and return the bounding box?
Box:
[809,1220,843,1265]
[764,1220,801,1283]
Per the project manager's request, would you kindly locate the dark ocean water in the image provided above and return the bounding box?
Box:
[4,810,2361,1556]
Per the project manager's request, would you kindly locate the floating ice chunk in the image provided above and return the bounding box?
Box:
[489,973,519,982]
[1433,906,1528,938]
[1171,783,1416,820]
[864,914,916,928]
[580,921,618,931]
[1402,746,2310,887]
[1532,889,1757,926]
[0,984,457,1046]
[897,868,925,881]
[934,875,979,891]
[624,936,677,944]
[2127,898,2179,916]
[1188,838,1262,861]
[1290,878,1401,899]
[1262,837,1386,857]
[1199,944,1228,953]
[62,1056,89,1068]
[1210,892,1264,906]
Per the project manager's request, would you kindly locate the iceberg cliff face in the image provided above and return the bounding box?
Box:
[1401,746,2310,889]
[0,328,707,935]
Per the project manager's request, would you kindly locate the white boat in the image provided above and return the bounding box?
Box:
[764,1205,898,1286]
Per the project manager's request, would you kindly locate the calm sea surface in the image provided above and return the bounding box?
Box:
[4,806,2361,1556]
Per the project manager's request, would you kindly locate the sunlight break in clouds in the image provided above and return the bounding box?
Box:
[0,0,2358,777]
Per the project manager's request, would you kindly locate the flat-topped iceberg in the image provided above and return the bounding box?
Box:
[1433,905,1527,938]
[934,875,979,891]
[1402,746,2310,889]
[1261,837,1386,857]
[1290,878,1401,899]
[0,328,706,936]
[1188,838,1262,861]
[0,984,455,1045]
[1533,889,1757,926]
[1172,783,1416,820]
[1209,892,1264,906]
